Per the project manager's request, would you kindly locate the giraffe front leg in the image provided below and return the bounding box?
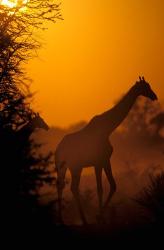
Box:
[95,167,103,215]
[71,170,87,225]
[95,166,106,224]
[103,161,116,209]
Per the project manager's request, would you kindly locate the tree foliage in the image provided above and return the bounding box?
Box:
[0,0,62,129]
[0,0,61,224]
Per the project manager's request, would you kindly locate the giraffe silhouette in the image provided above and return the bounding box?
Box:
[55,76,158,224]
[17,113,49,141]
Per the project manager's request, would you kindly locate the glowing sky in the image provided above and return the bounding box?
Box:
[27,0,164,127]
[1,0,27,8]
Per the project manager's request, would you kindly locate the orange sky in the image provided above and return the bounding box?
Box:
[27,0,164,127]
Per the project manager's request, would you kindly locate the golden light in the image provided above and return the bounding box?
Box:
[0,0,28,9]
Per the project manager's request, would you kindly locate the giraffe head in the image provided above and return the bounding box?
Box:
[135,76,158,101]
[30,113,49,130]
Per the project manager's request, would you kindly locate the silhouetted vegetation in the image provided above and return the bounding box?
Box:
[0,1,62,93]
[0,1,62,227]
[121,97,162,140]
[136,172,164,224]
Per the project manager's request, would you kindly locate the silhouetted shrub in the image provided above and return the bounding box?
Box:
[136,172,164,224]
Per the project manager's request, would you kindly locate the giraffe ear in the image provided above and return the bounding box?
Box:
[136,76,146,86]
[135,79,142,86]
[139,76,146,82]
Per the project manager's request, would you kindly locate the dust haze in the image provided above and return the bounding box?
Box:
[32,98,164,224]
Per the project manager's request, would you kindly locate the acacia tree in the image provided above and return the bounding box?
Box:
[121,98,162,140]
[0,0,62,129]
[0,1,62,222]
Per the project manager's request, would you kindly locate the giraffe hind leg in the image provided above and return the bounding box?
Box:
[103,161,116,209]
[70,169,87,225]
[95,167,103,214]
[56,162,67,223]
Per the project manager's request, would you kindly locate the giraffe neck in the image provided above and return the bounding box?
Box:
[93,85,139,136]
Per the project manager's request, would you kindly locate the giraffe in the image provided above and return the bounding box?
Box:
[55,77,158,224]
[15,113,49,150]
[17,113,49,139]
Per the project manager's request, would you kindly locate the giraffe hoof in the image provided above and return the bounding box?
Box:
[56,221,64,226]
[82,219,88,226]
[96,214,105,225]
[102,204,109,211]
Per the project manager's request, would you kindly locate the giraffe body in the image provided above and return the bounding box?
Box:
[55,124,113,170]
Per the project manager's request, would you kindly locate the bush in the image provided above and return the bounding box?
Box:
[136,171,164,224]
